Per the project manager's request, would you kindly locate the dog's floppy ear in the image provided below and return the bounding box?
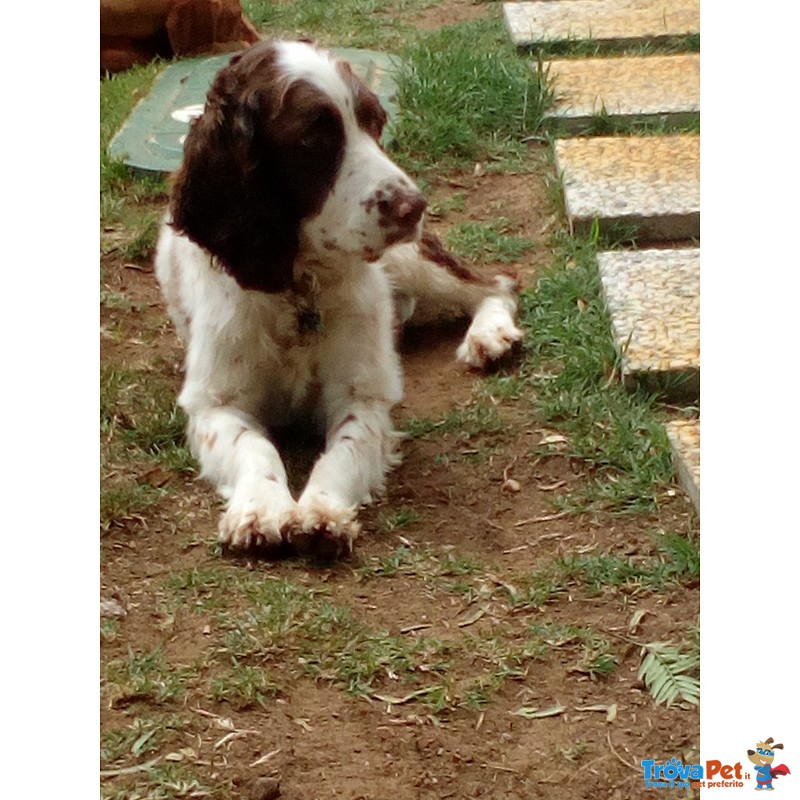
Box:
[170,45,297,293]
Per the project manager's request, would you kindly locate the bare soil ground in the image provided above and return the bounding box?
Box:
[100,7,699,799]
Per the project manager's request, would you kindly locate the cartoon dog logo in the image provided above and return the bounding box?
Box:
[747,738,791,791]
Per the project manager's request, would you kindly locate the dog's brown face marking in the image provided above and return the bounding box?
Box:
[336,60,388,143]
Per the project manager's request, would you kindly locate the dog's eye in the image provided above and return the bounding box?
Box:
[298,111,336,149]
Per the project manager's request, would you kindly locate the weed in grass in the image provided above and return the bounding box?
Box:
[299,603,421,694]
[168,567,239,612]
[655,531,700,582]
[360,544,418,578]
[114,211,162,262]
[209,660,280,709]
[445,217,534,264]
[527,621,584,647]
[214,577,324,659]
[527,622,617,678]
[101,762,225,800]
[101,714,191,766]
[358,544,483,585]
[206,571,451,696]
[99,287,137,311]
[557,742,589,763]
[101,480,167,532]
[428,191,467,218]
[581,651,618,678]
[480,372,527,401]
[104,648,197,707]
[460,673,506,710]
[377,507,421,535]
[557,553,650,595]
[501,568,568,609]
[101,618,120,642]
[101,364,194,529]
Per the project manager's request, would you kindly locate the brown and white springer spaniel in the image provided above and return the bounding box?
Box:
[155,39,523,557]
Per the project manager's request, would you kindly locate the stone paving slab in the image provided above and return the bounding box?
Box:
[596,248,699,396]
[504,0,700,48]
[109,47,401,173]
[554,134,699,240]
[539,53,699,133]
[665,418,699,511]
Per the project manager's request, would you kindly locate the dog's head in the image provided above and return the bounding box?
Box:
[747,738,784,766]
[170,39,426,292]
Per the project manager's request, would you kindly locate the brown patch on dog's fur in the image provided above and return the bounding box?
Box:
[419,230,493,286]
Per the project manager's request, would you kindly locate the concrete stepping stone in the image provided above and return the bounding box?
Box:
[554,134,699,240]
[540,53,699,133]
[665,418,699,511]
[504,0,700,49]
[596,248,699,396]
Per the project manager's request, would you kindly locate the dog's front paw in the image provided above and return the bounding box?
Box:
[457,297,524,369]
[219,495,296,551]
[287,499,360,560]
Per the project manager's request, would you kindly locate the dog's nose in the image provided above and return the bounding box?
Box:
[392,191,427,226]
[378,188,428,241]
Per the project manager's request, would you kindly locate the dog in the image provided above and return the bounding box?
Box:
[100,0,260,74]
[155,39,523,558]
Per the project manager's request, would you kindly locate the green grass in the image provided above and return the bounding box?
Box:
[445,217,534,264]
[391,19,552,173]
[101,365,196,530]
[548,110,700,139]
[516,224,677,513]
[100,62,168,263]
[101,365,193,469]
[243,0,437,50]
[175,570,433,700]
[524,32,700,59]
[481,531,698,609]
[404,399,509,442]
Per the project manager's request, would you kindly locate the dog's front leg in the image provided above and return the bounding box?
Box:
[187,406,297,549]
[289,402,397,558]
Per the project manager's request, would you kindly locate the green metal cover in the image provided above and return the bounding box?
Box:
[109,47,402,174]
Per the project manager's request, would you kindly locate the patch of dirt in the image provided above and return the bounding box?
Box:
[101,161,698,797]
[409,0,494,30]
